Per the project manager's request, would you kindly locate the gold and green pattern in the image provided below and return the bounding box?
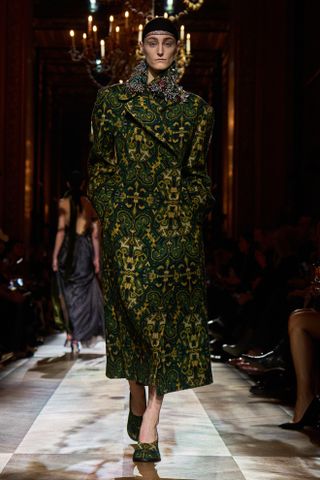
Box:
[133,440,161,463]
[88,77,214,396]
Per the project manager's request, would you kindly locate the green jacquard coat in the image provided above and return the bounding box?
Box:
[88,82,214,395]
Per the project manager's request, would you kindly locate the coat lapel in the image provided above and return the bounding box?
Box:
[120,92,179,156]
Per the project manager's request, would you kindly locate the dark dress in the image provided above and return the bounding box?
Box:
[58,228,104,346]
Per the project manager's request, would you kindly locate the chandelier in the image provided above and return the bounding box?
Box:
[68,0,205,87]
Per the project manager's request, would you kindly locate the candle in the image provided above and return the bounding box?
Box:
[186,32,191,55]
[125,10,129,29]
[93,25,98,46]
[164,12,169,18]
[180,25,185,41]
[69,30,75,50]
[109,15,114,35]
[100,39,105,58]
[88,15,93,34]
[82,33,87,50]
[138,24,143,43]
[115,25,120,44]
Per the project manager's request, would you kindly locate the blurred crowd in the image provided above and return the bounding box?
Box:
[0,228,54,363]
[205,215,320,420]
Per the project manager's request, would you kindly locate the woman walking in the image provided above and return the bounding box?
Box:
[88,18,214,462]
[52,171,104,352]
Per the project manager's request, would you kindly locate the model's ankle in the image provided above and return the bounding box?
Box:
[138,423,158,443]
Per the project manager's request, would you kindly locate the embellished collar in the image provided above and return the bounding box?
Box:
[126,60,189,103]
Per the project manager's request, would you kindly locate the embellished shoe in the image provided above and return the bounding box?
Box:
[127,393,143,441]
[133,440,161,463]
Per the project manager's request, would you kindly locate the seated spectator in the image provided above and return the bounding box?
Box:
[222,225,307,356]
[279,308,320,430]
[0,238,52,360]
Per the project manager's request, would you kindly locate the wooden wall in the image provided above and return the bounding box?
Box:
[0,0,33,244]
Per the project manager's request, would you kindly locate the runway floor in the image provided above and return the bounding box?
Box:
[0,334,319,479]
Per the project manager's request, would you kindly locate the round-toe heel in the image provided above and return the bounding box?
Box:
[279,396,320,430]
[127,410,143,441]
[279,420,304,430]
[133,440,161,463]
[127,393,143,442]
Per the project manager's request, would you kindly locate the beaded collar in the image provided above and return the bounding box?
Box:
[126,60,189,103]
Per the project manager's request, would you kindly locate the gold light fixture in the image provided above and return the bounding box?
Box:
[69,0,204,87]
[182,0,204,11]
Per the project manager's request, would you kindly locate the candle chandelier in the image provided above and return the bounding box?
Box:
[68,0,205,87]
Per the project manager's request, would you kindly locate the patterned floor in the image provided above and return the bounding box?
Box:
[0,334,319,479]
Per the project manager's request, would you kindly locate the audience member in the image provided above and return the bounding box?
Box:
[279,308,320,429]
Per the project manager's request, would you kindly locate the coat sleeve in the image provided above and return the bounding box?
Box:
[181,101,214,224]
[87,88,117,220]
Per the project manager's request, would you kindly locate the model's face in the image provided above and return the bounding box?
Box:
[141,33,178,72]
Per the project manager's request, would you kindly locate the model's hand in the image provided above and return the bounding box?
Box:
[52,257,58,272]
[93,257,100,274]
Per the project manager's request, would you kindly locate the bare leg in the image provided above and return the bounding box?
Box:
[128,380,146,416]
[288,309,320,422]
[139,386,164,443]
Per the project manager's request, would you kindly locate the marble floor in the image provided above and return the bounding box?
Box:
[0,335,319,480]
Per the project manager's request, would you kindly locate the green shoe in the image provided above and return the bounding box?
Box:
[133,440,161,463]
[127,394,143,442]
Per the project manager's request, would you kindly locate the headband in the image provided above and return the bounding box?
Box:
[142,17,179,41]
